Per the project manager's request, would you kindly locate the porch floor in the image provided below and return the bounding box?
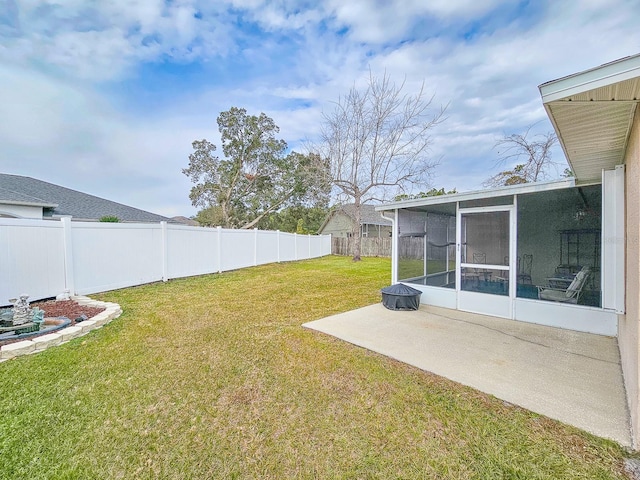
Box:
[303,303,631,447]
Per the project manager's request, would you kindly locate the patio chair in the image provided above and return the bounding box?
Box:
[473,252,491,281]
[547,264,582,289]
[495,255,510,283]
[461,252,488,287]
[518,254,533,285]
[537,266,590,304]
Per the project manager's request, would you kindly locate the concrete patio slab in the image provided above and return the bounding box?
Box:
[303,303,631,447]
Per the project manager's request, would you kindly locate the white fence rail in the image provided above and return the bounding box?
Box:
[0,218,331,306]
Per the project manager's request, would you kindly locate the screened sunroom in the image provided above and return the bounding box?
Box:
[377,171,624,336]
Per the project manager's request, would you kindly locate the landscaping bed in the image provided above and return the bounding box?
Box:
[0,299,105,347]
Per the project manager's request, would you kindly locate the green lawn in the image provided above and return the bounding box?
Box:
[0,256,633,479]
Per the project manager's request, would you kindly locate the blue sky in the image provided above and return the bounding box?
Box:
[1,0,639,218]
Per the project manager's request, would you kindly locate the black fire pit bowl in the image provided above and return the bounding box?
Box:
[381,284,422,311]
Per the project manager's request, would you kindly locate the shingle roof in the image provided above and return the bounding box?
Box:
[171,216,200,226]
[0,174,170,223]
[0,185,57,207]
[337,204,392,226]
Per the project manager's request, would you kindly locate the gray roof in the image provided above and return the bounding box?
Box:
[0,174,170,223]
[171,216,200,226]
[0,185,57,207]
[338,204,392,226]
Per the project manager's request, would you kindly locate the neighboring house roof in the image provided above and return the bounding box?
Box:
[171,216,200,226]
[0,186,58,208]
[0,173,170,223]
[539,53,640,183]
[318,203,392,233]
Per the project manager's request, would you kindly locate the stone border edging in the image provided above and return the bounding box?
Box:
[0,296,122,362]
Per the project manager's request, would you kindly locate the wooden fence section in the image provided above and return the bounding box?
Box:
[332,237,392,257]
[332,236,447,259]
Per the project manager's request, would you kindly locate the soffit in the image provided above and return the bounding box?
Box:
[545,101,637,182]
[540,54,640,183]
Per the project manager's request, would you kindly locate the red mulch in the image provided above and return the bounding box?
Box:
[0,300,106,348]
[33,300,105,320]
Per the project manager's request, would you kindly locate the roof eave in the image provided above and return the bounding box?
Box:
[542,102,577,175]
[539,53,640,103]
[0,200,58,208]
[539,54,640,182]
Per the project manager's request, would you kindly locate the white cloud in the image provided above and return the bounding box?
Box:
[417,0,503,18]
[0,1,236,81]
[323,0,504,43]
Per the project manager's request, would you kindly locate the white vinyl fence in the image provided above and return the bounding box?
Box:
[0,218,331,306]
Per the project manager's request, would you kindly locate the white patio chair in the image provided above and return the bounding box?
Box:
[537,266,590,304]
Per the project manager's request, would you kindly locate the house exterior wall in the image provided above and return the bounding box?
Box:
[0,203,43,219]
[320,213,355,238]
[620,106,640,447]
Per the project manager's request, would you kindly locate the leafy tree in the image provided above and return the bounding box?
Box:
[257,205,329,234]
[394,187,457,202]
[483,164,529,187]
[314,72,446,261]
[193,206,224,227]
[183,107,328,229]
[484,127,558,187]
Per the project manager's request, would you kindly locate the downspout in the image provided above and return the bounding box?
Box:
[380,210,398,284]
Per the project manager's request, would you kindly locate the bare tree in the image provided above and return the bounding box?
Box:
[316,72,446,261]
[484,127,558,187]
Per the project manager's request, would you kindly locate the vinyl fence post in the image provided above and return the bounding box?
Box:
[254,228,258,266]
[276,230,281,263]
[308,234,311,259]
[217,226,222,273]
[60,216,75,295]
[161,221,168,282]
[294,233,298,260]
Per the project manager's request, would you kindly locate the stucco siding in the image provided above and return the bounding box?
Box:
[620,106,640,447]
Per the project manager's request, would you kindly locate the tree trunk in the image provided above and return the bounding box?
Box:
[221,201,230,228]
[352,196,362,262]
